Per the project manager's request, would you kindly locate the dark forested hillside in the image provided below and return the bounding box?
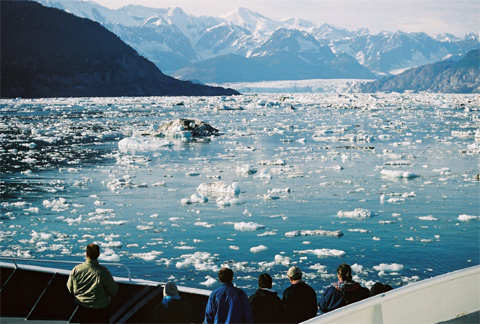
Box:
[0,0,238,98]
[359,49,480,93]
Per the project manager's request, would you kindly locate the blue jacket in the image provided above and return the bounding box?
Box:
[204,283,254,324]
[318,281,370,313]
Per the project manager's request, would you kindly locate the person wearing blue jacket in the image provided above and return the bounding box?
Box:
[318,264,370,313]
[204,268,254,324]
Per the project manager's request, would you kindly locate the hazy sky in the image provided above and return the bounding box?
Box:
[90,0,479,36]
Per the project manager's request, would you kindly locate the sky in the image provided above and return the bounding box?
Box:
[90,0,480,36]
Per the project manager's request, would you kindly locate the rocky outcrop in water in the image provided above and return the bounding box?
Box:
[0,0,239,98]
[149,119,219,137]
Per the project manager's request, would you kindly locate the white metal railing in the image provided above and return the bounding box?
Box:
[0,257,132,281]
[303,264,480,324]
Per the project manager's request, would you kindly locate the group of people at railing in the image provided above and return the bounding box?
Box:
[67,244,392,323]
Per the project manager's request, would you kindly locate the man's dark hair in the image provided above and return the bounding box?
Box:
[86,243,100,260]
[258,273,272,289]
[337,263,352,281]
[218,268,234,283]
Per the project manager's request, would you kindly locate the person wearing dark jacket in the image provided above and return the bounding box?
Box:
[318,264,370,313]
[282,266,318,323]
[249,273,286,323]
[154,281,192,323]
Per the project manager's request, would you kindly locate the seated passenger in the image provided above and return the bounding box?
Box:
[248,273,287,323]
[318,264,370,313]
[154,281,192,323]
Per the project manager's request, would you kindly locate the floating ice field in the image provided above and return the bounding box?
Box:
[1,92,479,295]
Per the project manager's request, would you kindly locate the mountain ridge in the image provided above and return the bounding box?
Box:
[359,48,480,93]
[35,0,478,81]
[0,0,239,98]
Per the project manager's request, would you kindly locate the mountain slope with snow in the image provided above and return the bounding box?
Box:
[1,0,238,98]
[359,49,480,93]
[33,0,480,83]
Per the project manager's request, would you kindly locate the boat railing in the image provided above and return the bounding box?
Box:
[0,256,132,281]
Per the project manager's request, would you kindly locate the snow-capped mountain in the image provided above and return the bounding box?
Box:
[34,0,480,81]
[173,29,375,83]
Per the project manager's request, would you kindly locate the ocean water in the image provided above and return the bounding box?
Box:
[1,93,479,297]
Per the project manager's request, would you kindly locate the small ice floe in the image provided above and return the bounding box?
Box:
[268,188,291,194]
[146,119,219,138]
[216,196,244,207]
[101,220,128,225]
[236,164,257,176]
[257,231,277,237]
[250,245,269,253]
[200,276,217,287]
[181,194,208,205]
[197,181,240,197]
[195,222,215,228]
[275,254,292,266]
[261,194,280,201]
[176,252,219,271]
[386,198,404,204]
[384,160,413,166]
[118,136,171,151]
[451,130,474,138]
[296,248,346,257]
[432,167,451,175]
[43,198,69,212]
[131,251,162,261]
[229,245,240,250]
[378,220,396,224]
[347,229,369,233]
[285,229,343,237]
[174,246,195,250]
[24,207,39,213]
[100,241,123,248]
[458,214,480,221]
[418,215,438,221]
[233,222,265,231]
[2,201,30,208]
[337,208,376,219]
[136,225,153,231]
[381,170,419,179]
[373,263,404,276]
[309,264,327,273]
[98,131,123,141]
[105,177,133,192]
[257,159,286,166]
[253,170,272,180]
[99,248,120,262]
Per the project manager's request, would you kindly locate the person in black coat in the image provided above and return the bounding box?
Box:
[318,264,370,313]
[154,281,193,323]
[282,266,318,323]
[249,273,286,323]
